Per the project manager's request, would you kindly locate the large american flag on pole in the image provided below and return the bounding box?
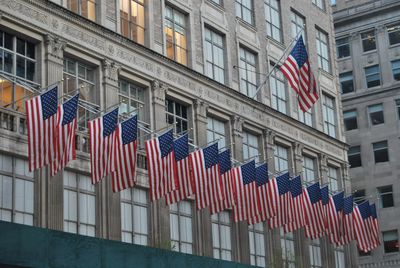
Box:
[145,129,178,202]
[50,93,79,176]
[232,160,259,223]
[88,108,118,184]
[166,134,193,205]
[112,115,138,192]
[303,182,325,239]
[26,86,58,172]
[283,175,305,233]
[280,36,318,112]
[216,149,235,211]
[321,185,330,230]
[342,195,355,245]
[268,172,292,229]
[327,191,344,246]
[353,200,373,252]
[370,204,381,249]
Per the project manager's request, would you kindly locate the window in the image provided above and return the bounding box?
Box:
[274,145,288,173]
[121,188,148,245]
[310,239,322,268]
[265,0,282,42]
[339,72,354,94]
[66,0,96,21]
[365,65,381,88]
[368,104,384,125]
[316,29,331,73]
[291,11,306,41]
[391,60,400,81]
[243,131,259,162]
[336,37,350,58]
[388,24,400,45]
[312,0,326,10]
[205,28,225,84]
[119,80,145,120]
[170,201,193,254]
[361,30,376,52]
[0,154,34,225]
[396,99,400,119]
[63,171,96,236]
[298,107,313,127]
[165,6,187,65]
[353,189,365,204]
[383,230,399,253]
[343,110,358,131]
[328,166,339,192]
[207,117,226,148]
[281,229,296,268]
[378,185,394,208]
[165,99,188,134]
[270,63,286,114]
[249,223,266,267]
[120,0,145,45]
[322,95,336,138]
[239,47,257,97]
[348,146,362,168]
[373,141,389,163]
[63,58,96,131]
[334,246,345,268]
[210,0,222,5]
[212,211,232,260]
[303,156,316,183]
[235,0,254,25]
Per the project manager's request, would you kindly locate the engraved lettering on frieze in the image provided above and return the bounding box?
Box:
[0,0,48,25]
[62,24,105,51]
[163,70,195,90]
[116,48,155,73]
[324,143,343,158]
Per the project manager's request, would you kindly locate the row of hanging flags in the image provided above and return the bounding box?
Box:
[24,35,379,253]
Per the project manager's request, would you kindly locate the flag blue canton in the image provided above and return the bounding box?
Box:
[333,191,344,212]
[41,86,58,120]
[343,196,353,215]
[290,175,302,198]
[357,201,371,220]
[121,115,137,145]
[307,182,322,204]
[290,36,308,68]
[241,160,256,185]
[61,94,79,126]
[218,149,231,175]
[158,130,174,158]
[321,185,329,205]
[203,143,219,169]
[173,134,189,161]
[370,204,377,219]
[102,108,119,137]
[255,163,268,186]
[276,172,291,195]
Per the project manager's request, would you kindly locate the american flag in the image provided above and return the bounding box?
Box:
[215,149,235,211]
[232,160,259,223]
[166,134,193,205]
[50,93,79,176]
[283,175,305,233]
[353,201,374,253]
[249,164,277,224]
[327,191,344,246]
[26,86,58,172]
[280,36,319,112]
[205,143,224,214]
[88,108,118,184]
[145,129,178,202]
[370,204,381,249]
[320,185,330,229]
[342,195,355,245]
[303,182,325,239]
[268,172,292,229]
[111,115,138,192]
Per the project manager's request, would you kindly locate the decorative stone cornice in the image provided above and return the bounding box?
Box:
[151,80,168,105]
[231,115,244,138]
[193,99,209,121]
[44,34,66,60]
[102,59,121,83]
[263,128,275,146]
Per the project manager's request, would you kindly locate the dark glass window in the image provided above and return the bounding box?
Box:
[336,37,350,58]
[368,104,384,125]
[373,141,389,163]
[365,65,381,88]
[348,146,362,168]
[383,230,399,253]
[165,99,188,134]
[378,186,394,208]
[353,189,365,205]
[391,60,400,81]
[388,24,400,46]
[340,72,354,94]
[343,110,358,131]
[361,30,376,52]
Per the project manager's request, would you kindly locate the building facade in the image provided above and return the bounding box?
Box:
[333,0,400,267]
[0,0,355,267]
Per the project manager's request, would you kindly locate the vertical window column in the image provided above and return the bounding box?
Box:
[235,0,254,25]
[170,201,193,254]
[303,156,316,184]
[165,6,187,65]
[270,62,287,114]
[120,0,145,44]
[280,229,296,267]
[204,28,225,84]
[265,0,282,42]
[243,131,259,162]
[212,211,232,261]
[239,47,257,97]
[274,145,289,173]
[322,94,336,138]
[309,239,322,268]
[249,223,266,267]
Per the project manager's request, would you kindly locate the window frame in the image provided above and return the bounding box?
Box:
[383,230,399,254]
[368,103,384,126]
[204,27,225,84]
[322,94,336,138]
[165,5,188,66]
[339,71,354,94]
[391,60,400,81]
[239,47,257,97]
[348,146,362,168]
[334,246,345,268]
[316,28,331,73]
[65,0,96,21]
[249,223,267,267]
[280,228,296,267]
[120,0,145,45]
[364,65,381,88]
[291,11,306,41]
[312,0,326,11]
[274,145,289,173]
[270,62,287,114]
[242,131,260,162]
[165,99,189,135]
[170,200,194,254]
[328,166,340,192]
[336,37,350,59]
[387,24,400,46]
[343,109,358,131]
[207,116,226,149]
[309,239,322,268]
[264,0,282,43]
[212,211,233,261]
[377,185,394,209]
[361,30,377,52]
[372,140,389,163]
[235,0,255,26]
[303,155,316,184]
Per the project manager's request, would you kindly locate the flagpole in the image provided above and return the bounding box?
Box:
[252,28,304,100]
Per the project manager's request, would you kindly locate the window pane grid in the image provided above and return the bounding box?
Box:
[170,201,193,254]
[328,166,339,192]
[365,65,381,88]
[235,0,254,25]
[274,145,288,173]
[67,0,96,21]
[205,28,225,84]
[388,24,400,45]
[265,0,281,42]
[239,47,257,97]
[303,156,316,184]
[165,6,187,65]
[270,63,286,114]
[207,117,226,148]
[165,99,188,135]
[291,12,306,42]
[316,29,330,73]
[280,228,296,267]
[336,37,350,59]
[249,223,266,267]
[361,30,376,52]
[322,95,336,138]
[120,0,145,44]
[212,211,232,261]
[243,131,259,162]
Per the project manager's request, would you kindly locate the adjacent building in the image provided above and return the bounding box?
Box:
[0,0,355,267]
[333,0,400,267]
